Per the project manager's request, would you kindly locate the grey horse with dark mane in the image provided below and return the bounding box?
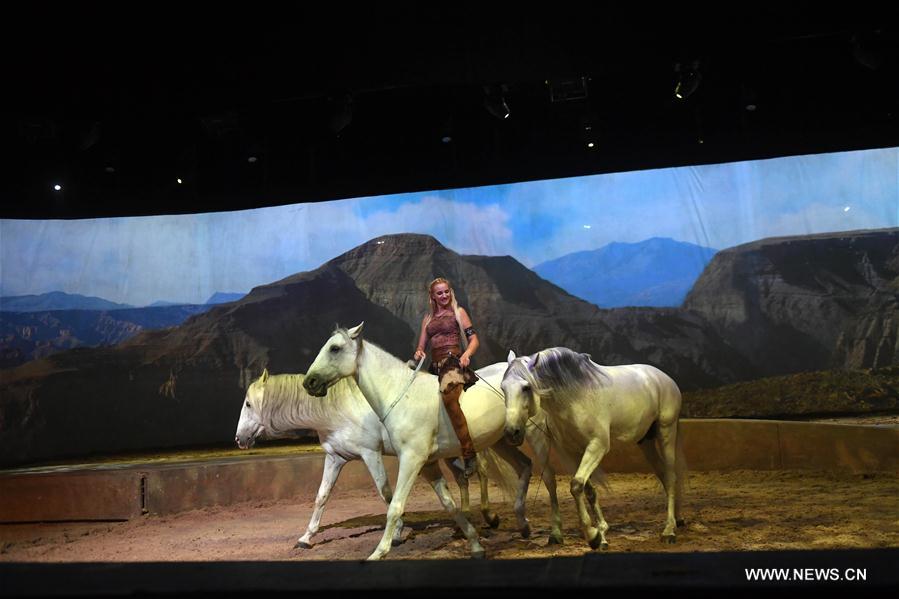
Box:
[502,346,686,549]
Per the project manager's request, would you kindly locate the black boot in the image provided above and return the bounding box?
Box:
[453,456,478,479]
[463,456,477,478]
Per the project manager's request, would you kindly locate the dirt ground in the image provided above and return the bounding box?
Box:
[1,469,897,562]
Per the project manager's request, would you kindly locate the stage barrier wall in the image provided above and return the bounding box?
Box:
[1,419,895,523]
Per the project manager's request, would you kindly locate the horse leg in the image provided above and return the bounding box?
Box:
[447,458,473,540]
[583,481,599,524]
[367,454,426,561]
[360,449,405,546]
[639,437,685,528]
[584,481,609,550]
[296,452,346,548]
[447,458,471,513]
[527,424,563,545]
[491,442,533,539]
[571,437,610,550]
[476,453,500,528]
[657,422,680,544]
[542,464,564,545]
[420,461,486,559]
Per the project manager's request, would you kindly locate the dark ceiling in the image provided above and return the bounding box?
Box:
[2,9,898,219]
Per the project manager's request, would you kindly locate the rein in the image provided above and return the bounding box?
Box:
[379,354,426,423]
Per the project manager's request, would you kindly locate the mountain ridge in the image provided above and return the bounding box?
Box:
[533,237,717,308]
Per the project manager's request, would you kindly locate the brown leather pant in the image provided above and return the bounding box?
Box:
[433,355,478,459]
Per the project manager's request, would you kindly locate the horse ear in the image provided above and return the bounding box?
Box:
[528,352,540,371]
[581,352,592,361]
[261,368,269,383]
[507,350,516,364]
[348,322,364,339]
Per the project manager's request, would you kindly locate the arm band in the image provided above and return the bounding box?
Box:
[464,327,476,339]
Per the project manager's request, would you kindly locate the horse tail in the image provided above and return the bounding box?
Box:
[479,446,523,503]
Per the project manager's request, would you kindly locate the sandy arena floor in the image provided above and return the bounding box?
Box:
[1,469,897,562]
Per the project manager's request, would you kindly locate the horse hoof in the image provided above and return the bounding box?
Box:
[547,535,563,546]
[676,518,686,528]
[294,541,312,550]
[391,537,406,547]
[661,534,676,545]
[471,548,486,560]
[486,515,500,529]
[587,533,603,550]
[520,524,531,539]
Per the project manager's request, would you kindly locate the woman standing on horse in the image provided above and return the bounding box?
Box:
[413,277,480,478]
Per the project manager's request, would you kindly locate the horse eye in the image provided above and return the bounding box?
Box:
[521,384,530,393]
[245,401,251,408]
[330,345,340,353]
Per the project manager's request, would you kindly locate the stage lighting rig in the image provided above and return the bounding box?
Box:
[674,60,702,100]
[546,76,589,103]
[483,84,510,120]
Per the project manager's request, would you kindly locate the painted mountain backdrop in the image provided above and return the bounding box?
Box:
[0,291,134,312]
[205,292,246,305]
[0,291,249,368]
[0,305,214,368]
[1,229,897,466]
[533,238,718,307]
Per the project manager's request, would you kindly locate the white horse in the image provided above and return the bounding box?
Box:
[502,347,686,548]
[303,322,534,560]
[234,369,508,548]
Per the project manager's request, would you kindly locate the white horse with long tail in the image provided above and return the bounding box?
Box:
[234,368,510,548]
[502,347,686,549]
[303,322,534,560]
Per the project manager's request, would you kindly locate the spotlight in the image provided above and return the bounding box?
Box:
[105,166,116,173]
[741,83,758,112]
[484,85,510,120]
[580,114,598,149]
[53,184,62,191]
[248,156,258,163]
[440,116,453,143]
[177,178,183,185]
[674,61,702,100]
[329,93,353,135]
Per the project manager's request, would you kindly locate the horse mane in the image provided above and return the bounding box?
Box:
[249,371,358,435]
[512,347,608,401]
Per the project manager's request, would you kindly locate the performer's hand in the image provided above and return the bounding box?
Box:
[459,354,470,368]
[414,349,425,361]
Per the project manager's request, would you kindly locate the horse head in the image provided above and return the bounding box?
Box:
[501,350,540,446]
[303,322,364,397]
[235,368,269,449]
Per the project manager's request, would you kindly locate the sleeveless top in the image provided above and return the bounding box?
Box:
[426,312,462,363]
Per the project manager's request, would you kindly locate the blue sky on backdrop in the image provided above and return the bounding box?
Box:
[2,147,897,306]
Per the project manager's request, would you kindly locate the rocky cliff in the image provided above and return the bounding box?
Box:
[684,228,899,375]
